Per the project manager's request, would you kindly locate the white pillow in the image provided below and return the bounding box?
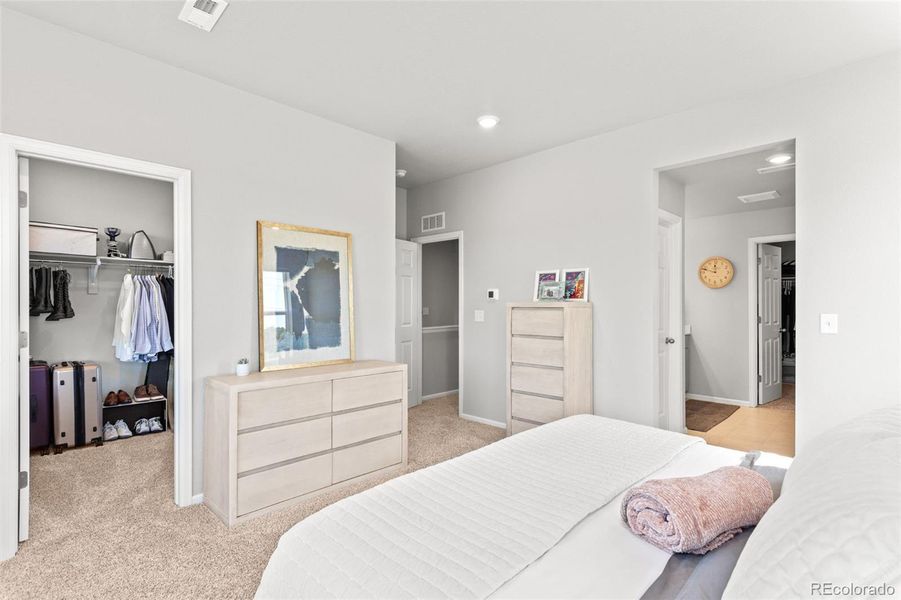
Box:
[722,406,901,599]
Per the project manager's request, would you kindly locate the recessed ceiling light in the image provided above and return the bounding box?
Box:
[395,169,407,178]
[477,115,500,129]
[766,153,793,165]
[738,190,781,204]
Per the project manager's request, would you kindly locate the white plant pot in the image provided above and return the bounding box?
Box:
[235,363,251,377]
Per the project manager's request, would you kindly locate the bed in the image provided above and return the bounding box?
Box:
[255,408,900,599]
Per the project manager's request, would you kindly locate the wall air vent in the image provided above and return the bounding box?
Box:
[738,190,781,204]
[178,0,228,32]
[756,163,795,175]
[421,212,446,233]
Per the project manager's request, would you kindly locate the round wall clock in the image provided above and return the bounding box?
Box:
[698,256,734,289]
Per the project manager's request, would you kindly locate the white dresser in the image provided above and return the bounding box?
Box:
[203,360,407,526]
[506,302,593,435]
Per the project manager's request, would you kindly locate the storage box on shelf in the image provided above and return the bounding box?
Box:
[506,302,593,435]
[203,360,408,526]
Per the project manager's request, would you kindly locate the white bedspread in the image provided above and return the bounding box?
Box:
[255,415,701,599]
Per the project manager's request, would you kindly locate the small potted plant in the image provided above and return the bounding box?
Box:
[235,358,251,377]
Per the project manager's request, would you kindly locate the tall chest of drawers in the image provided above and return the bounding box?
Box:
[204,360,407,526]
[506,302,593,435]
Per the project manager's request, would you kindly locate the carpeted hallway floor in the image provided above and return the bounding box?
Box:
[0,394,504,600]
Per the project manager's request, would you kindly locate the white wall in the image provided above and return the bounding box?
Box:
[1,10,396,494]
[408,52,900,449]
[684,207,795,402]
[658,173,685,217]
[28,158,174,395]
[396,186,407,239]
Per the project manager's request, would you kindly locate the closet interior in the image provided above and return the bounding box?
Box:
[776,240,796,384]
[26,157,176,458]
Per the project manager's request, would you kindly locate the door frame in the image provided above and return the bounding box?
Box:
[0,134,194,561]
[411,231,464,419]
[656,209,684,432]
[747,233,795,406]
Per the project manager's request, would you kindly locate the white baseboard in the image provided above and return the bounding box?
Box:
[685,393,752,407]
[191,493,204,505]
[460,412,506,429]
[421,389,459,401]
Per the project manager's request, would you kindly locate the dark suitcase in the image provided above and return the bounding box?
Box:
[51,361,103,452]
[29,361,53,455]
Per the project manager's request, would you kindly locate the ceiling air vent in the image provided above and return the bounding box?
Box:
[421,212,446,233]
[738,190,781,204]
[178,0,228,32]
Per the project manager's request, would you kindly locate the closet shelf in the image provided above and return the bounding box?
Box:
[29,252,173,295]
[103,397,167,409]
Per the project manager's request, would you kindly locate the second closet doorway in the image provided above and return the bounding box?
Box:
[413,232,464,413]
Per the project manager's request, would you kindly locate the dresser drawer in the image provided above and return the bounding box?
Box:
[510,364,564,398]
[333,371,403,411]
[511,419,540,434]
[237,454,332,516]
[237,416,331,473]
[333,402,402,448]
[333,434,403,483]
[511,308,563,337]
[511,392,564,423]
[511,336,564,367]
[237,381,331,430]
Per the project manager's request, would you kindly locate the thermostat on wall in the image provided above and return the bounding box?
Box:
[487,289,499,301]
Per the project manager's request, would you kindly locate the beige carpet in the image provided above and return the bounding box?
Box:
[0,394,504,600]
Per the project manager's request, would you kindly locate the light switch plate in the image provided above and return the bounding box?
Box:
[422,306,430,316]
[474,310,485,323]
[487,288,499,301]
[820,313,838,334]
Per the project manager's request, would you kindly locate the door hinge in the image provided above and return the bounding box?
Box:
[757,257,761,265]
[18,331,28,349]
[758,374,763,383]
[19,471,28,489]
[757,316,762,324]
[18,191,27,208]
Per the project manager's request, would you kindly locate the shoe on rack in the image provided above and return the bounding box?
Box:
[117,389,133,404]
[103,391,118,406]
[146,384,166,400]
[103,422,119,441]
[148,417,164,433]
[134,418,150,435]
[113,419,133,439]
[134,385,150,402]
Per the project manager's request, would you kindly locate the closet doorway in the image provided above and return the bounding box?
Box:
[0,135,192,560]
[411,231,464,416]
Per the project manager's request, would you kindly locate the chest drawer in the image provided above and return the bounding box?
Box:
[237,416,331,473]
[237,454,332,516]
[333,402,403,448]
[511,419,539,434]
[511,364,564,398]
[511,336,564,367]
[237,381,331,430]
[511,392,564,424]
[511,308,563,337]
[333,371,403,411]
[333,434,403,483]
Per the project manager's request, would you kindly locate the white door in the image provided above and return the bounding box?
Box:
[396,240,421,407]
[656,223,672,428]
[18,157,30,541]
[758,243,783,404]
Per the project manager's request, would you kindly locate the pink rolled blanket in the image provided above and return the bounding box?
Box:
[621,466,773,554]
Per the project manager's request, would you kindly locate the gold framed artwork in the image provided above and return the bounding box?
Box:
[257,221,355,371]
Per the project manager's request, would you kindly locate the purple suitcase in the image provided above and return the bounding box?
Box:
[29,361,53,455]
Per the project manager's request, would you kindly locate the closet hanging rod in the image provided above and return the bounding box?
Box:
[29,251,173,268]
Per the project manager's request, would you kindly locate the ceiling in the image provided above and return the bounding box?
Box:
[665,143,796,218]
[6,2,899,188]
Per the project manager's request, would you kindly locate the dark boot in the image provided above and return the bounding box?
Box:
[61,271,75,318]
[30,266,53,315]
[45,271,66,321]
